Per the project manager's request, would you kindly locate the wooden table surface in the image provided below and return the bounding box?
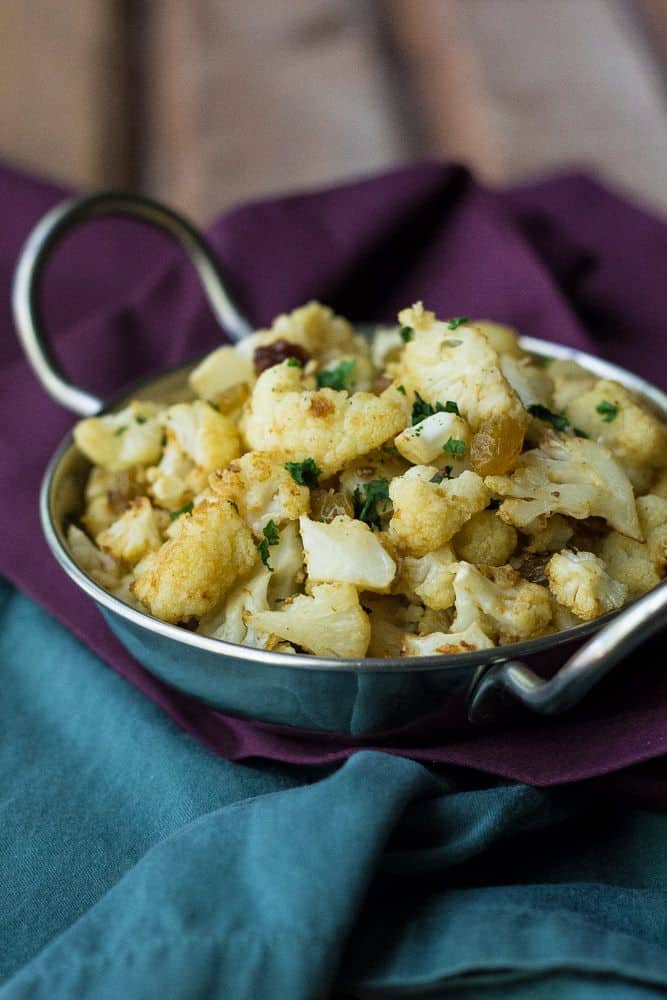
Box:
[1,1,665,221]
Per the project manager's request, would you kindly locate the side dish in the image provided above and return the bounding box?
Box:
[67,302,667,659]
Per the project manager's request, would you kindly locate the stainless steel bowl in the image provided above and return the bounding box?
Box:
[13,193,667,734]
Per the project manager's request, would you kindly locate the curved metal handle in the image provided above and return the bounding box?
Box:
[468,578,667,724]
[12,191,254,416]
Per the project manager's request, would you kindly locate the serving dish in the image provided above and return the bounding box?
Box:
[13,193,667,734]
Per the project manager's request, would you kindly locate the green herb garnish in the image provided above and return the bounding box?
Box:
[573,427,590,438]
[396,384,406,396]
[400,325,414,343]
[447,316,469,330]
[527,404,570,432]
[316,359,357,392]
[169,501,194,520]
[444,400,459,415]
[411,391,445,425]
[114,425,128,436]
[285,458,321,488]
[596,400,618,423]
[257,519,280,570]
[353,478,390,530]
[286,357,303,368]
[443,437,466,458]
[135,415,148,424]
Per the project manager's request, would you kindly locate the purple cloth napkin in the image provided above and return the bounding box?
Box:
[1,160,666,787]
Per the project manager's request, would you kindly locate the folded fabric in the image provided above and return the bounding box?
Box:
[1,581,666,998]
[1,160,666,786]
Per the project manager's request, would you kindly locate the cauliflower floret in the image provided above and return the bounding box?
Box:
[166,400,241,488]
[200,519,305,647]
[145,401,241,509]
[210,450,309,538]
[549,359,596,411]
[600,493,667,599]
[472,320,524,358]
[486,431,642,541]
[388,467,489,556]
[131,498,256,623]
[300,515,396,593]
[96,498,166,566]
[81,466,146,537]
[247,582,371,658]
[565,380,667,471]
[189,346,255,401]
[452,562,552,643]
[236,301,358,364]
[546,549,627,621]
[394,545,458,610]
[67,524,122,589]
[394,411,472,469]
[74,401,164,472]
[241,360,407,476]
[499,354,554,410]
[146,436,193,510]
[401,622,494,656]
[371,326,404,368]
[452,510,518,565]
[395,304,527,432]
[266,521,306,604]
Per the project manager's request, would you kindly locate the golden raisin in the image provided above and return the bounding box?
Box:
[470,415,524,476]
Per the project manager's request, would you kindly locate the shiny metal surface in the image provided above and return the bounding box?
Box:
[11,192,252,417]
[17,191,667,733]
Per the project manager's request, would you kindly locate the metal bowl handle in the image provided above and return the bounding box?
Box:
[12,191,254,417]
[468,578,667,724]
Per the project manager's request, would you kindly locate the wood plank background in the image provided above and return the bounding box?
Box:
[0,0,665,222]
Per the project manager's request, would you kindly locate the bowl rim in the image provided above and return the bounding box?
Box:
[41,334,667,675]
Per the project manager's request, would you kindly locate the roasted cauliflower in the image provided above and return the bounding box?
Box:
[546,549,627,621]
[67,300,665,659]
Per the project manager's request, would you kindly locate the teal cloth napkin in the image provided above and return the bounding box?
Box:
[1,576,666,999]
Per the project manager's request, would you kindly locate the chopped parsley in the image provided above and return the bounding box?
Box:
[135,415,148,424]
[114,425,128,436]
[447,316,469,330]
[573,427,590,438]
[353,478,390,530]
[527,404,570,432]
[285,458,321,488]
[316,359,357,392]
[169,501,194,520]
[596,400,618,423]
[400,325,414,343]
[410,393,459,425]
[443,437,466,458]
[381,443,398,454]
[286,356,303,368]
[257,519,280,570]
[396,384,406,396]
[410,392,440,424]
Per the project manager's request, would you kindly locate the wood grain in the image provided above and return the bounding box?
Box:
[0,0,131,190]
